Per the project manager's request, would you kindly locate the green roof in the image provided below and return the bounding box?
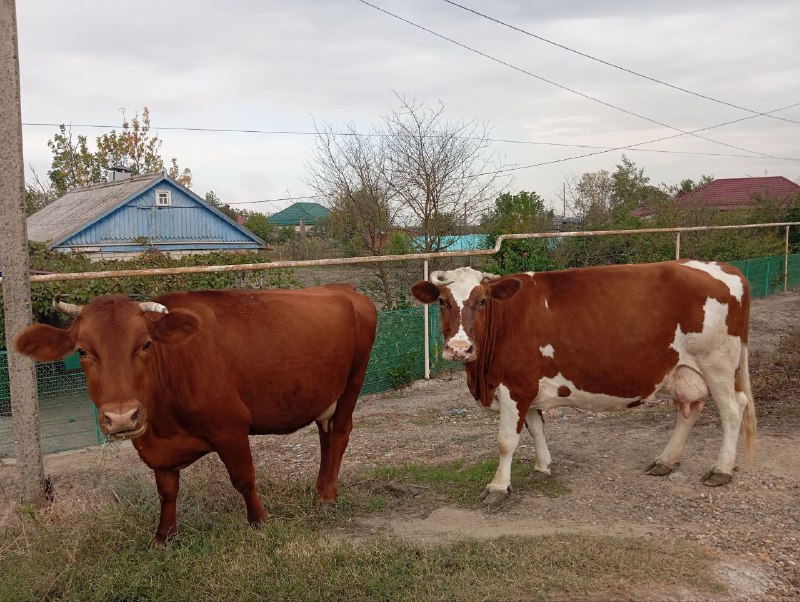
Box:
[268,202,329,226]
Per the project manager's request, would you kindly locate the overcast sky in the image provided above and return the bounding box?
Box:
[16,0,800,214]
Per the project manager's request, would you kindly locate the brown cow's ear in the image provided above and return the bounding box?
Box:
[149,309,200,344]
[15,324,75,362]
[490,277,522,301]
[411,281,440,304]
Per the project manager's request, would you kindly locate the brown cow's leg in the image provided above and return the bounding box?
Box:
[315,373,365,504]
[316,423,333,502]
[215,437,267,527]
[154,469,180,546]
[316,415,352,504]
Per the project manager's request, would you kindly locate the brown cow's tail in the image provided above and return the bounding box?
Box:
[738,341,757,460]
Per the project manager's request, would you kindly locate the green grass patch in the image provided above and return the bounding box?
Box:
[1,508,722,601]
[0,461,722,601]
[371,458,570,506]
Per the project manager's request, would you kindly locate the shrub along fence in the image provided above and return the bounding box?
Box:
[2,223,799,458]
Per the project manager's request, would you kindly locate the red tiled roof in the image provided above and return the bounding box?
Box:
[676,176,800,211]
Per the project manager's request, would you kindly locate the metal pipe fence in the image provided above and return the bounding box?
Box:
[1,221,799,458]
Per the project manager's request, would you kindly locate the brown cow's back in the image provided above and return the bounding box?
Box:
[151,287,376,435]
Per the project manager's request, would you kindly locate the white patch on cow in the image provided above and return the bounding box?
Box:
[441,267,484,310]
[449,324,471,344]
[544,299,549,310]
[316,402,337,433]
[485,384,522,493]
[668,298,740,371]
[539,344,555,358]
[526,271,535,277]
[682,261,744,302]
[534,373,642,412]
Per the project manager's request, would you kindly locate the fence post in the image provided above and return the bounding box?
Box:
[423,259,430,379]
[765,258,771,297]
[785,225,790,293]
[0,0,46,503]
[675,231,681,260]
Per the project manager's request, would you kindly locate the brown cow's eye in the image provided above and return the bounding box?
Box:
[479,298,487,308]
[77,348,87,358]
[142,341,152,351]
[438,298,446,306]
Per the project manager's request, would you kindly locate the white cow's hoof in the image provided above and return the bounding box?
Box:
[702,469,732,487]
[645,461,673,477]
[480,486,510,505]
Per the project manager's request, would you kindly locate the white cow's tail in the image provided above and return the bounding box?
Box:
[739,343,757,459]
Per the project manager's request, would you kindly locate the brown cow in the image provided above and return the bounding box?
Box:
[16,285,376,544]
[412,261,755,503]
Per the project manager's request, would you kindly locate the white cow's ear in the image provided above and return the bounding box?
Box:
[490,277,522,301]
[411,281,440,304]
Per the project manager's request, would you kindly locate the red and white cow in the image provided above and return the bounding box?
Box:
[412,260,755,503]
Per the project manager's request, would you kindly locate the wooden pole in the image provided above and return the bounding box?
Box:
[0,0,45,502]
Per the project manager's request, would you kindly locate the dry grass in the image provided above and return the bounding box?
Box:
[0,459,725,601]
[751,326,800,427]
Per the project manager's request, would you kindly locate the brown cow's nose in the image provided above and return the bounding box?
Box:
[444,340,475,361]
[99,402,146,438]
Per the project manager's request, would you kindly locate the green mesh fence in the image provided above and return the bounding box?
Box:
[729,253,800,298]
[2,253,799,458]
[0,352,100,457]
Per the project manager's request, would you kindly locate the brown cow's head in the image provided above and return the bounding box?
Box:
[15,294,200,440]
[411,267,521,362]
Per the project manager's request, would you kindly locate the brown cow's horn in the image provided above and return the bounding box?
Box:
[139,302,169,314]
[52,294,83,316]
[430,271,454,286]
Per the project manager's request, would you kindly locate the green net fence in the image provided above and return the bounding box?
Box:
[2,252,799,457]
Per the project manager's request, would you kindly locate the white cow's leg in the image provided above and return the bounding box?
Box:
[704,377,746,486]
[524,408,552,475]
[481,384,521,504]
[646,400,702,476]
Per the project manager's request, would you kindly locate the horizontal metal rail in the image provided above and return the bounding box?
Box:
[1,221,797,284]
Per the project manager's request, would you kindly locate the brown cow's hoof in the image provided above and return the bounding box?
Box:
[645,461,673,477]
[702,469,732,487]
[480,486,510,505]
[531,470,552,481]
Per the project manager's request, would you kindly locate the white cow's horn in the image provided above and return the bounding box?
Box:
[139,302,169,314]
[430,271,455,286]
[481,272,501,281]
[52,294,83,316]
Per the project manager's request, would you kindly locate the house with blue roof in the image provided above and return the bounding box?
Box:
[26,172,264,260]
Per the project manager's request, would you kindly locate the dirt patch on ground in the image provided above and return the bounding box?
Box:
[2,292,799,598]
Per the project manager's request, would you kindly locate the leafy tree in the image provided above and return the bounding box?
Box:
[47,125,102,194]
[46,107,193,194]
[483,191,555,274]
[242,211,277,243]
[204,191,239,221]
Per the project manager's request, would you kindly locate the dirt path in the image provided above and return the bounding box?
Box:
[2,292,799,598]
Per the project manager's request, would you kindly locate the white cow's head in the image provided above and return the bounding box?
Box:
[411,267,521,362]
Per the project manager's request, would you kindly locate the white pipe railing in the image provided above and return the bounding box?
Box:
[2,221,798,379]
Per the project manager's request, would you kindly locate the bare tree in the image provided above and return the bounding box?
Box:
[383,94,505,252]
[307,95,506,306]
[566,169,614,228]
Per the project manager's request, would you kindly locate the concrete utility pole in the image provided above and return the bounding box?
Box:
[0,0,46,502]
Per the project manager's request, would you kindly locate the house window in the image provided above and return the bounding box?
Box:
[156,190,172,207]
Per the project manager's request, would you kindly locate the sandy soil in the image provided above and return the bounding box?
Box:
[2,292,799,598]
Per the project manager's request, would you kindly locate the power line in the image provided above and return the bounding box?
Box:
[355,0,800,162]
[22,116,799,157]
[24,102,800,204]
[479,101,800,176]
[441,0,800,126]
